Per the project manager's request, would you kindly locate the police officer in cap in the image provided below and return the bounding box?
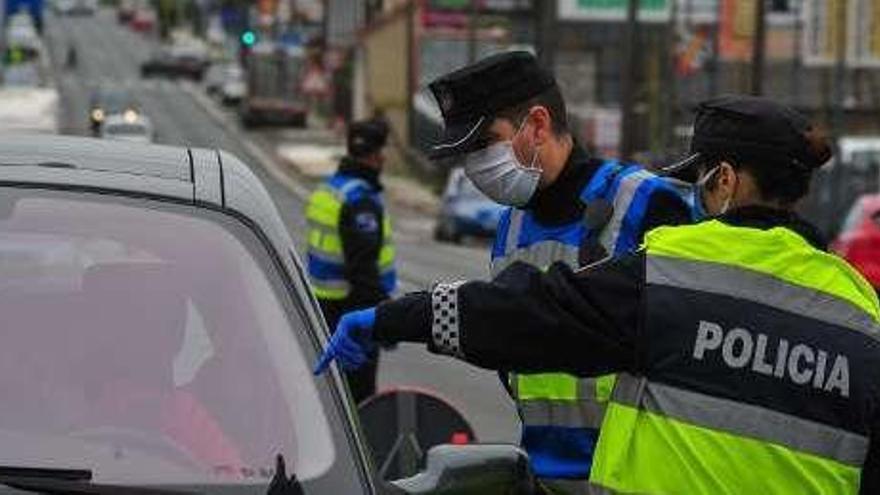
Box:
[429,51,690,491]
[305,116,396,404]
[317,95,880,493]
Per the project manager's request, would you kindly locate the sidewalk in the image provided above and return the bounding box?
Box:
[276,139,440,215]
[180,80,440,215]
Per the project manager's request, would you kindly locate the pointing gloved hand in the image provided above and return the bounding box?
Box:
[313,308,377,374]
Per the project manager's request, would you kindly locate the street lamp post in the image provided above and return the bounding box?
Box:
[620,0,639,160]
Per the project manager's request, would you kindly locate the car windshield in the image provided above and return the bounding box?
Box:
[841,199,866,235]
[96,91,134,113]
[0,191,335,486]
[454,174,489,201]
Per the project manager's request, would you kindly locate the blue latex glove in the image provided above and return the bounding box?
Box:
[313,308,377,375]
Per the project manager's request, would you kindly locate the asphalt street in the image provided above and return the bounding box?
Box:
[45,12,519,442]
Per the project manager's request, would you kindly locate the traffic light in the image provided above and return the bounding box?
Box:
[241,30,257,47]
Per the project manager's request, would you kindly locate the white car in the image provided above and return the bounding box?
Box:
[204,63,245,105]
[219,64,246,105]
[100,112,154,143]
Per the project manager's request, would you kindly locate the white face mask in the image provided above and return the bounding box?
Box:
[696,165,733,217]
[463,120,541,207]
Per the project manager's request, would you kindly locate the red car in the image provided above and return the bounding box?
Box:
[129,8,156,33]
[832,194,880,287]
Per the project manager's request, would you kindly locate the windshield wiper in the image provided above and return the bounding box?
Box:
[0,467,90,481]
[0,466,196,495]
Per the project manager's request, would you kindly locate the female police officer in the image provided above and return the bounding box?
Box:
[316,95,880,493]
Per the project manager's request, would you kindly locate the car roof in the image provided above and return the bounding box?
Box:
[856,194,880,214]
[0,136,289,245]
[855,194,880,212]
[0,133,305,304]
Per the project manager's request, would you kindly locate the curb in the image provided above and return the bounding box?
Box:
[181,81,441,216]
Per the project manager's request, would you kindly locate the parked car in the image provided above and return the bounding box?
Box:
[88,87,139,135]
[434,168,505,243]
[0,134,537,494]
[116,0,135,23]
[204,62,246,105]
[129,7,156,33]
[99,112,154,143]
[54,0,96,15]
[833,194,880,289]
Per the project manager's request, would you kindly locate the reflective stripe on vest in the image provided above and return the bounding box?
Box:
[305,175,396,300]
[490,163,675,481]
[590,221,880,494]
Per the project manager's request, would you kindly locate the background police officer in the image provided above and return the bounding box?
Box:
[306,117,395,404]
[427,51,690,491]
[317,95,880,493]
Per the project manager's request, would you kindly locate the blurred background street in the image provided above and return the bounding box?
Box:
[7,0,880,444]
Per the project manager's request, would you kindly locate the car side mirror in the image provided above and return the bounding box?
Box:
[389,444,536,495]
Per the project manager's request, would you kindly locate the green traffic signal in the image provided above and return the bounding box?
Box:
[241,30,257,46]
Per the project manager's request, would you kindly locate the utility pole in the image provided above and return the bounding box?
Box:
[664,0,678,150]
[535,0,557,70]
[620,0,639,160]
[468,0,479,64]
[750,0,767,95]
[829,0,848,231]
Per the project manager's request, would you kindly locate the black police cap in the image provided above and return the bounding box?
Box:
[663,95,831,177]
[348,118,389,157]
[428,51,556,160]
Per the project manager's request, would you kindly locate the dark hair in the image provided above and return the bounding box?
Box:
[494,86,569,135]
[703,125,831,206]
[702,151,816,206]
[348,117,389,158]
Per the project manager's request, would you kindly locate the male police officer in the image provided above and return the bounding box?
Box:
[305,117,396,404]
[317,95,880,493]
[428,51,690,490]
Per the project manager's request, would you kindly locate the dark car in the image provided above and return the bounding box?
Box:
[832,194,880,289]
[140,44,209,81]
[434,168,505,244]
[0,135,536,494]
[117,0,135,23]
[88,87,139,135]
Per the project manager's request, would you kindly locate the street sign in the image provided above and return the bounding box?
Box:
[558,0,671,23]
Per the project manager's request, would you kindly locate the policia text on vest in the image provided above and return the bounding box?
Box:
[358,219,880,493]
[694,320,850,398]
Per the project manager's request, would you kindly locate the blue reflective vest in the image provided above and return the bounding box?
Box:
[305,173,397,300]
[491,161,685,481]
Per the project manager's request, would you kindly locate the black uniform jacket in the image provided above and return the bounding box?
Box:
[320,158,389,327]
[373,206,880,492]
